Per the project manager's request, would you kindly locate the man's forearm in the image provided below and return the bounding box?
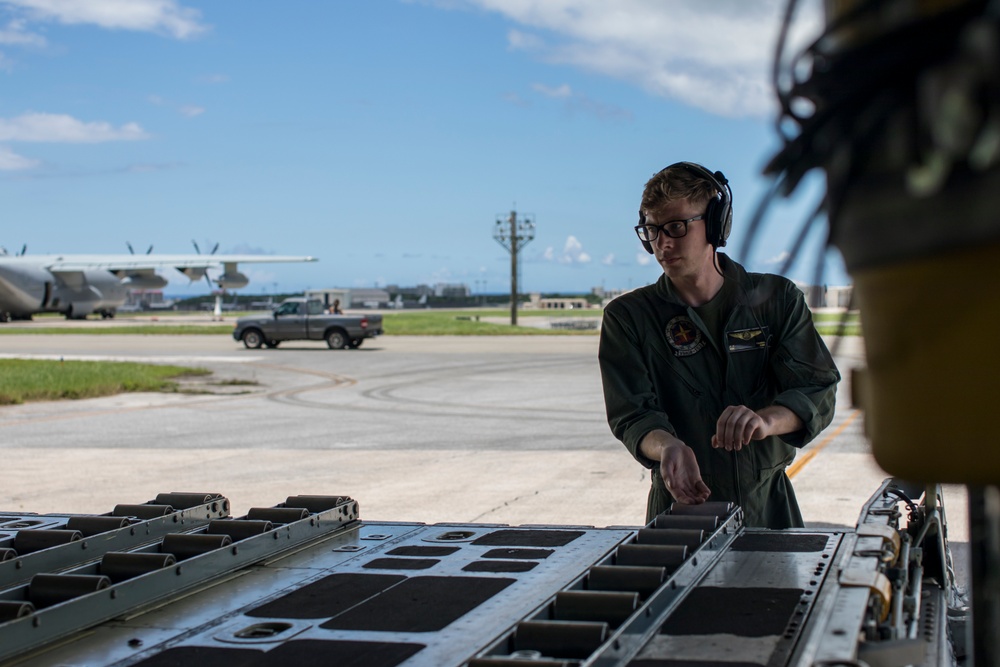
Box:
[757,405,804,438]
[640,429,683,462]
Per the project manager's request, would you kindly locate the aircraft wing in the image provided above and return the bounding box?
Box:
[44,254,317,272]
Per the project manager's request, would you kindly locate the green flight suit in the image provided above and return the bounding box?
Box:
[599,255,840,528]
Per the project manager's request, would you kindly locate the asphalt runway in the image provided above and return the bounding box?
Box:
[0,329,969,586]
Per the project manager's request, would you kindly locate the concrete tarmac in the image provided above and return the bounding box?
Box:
[0,330,969,586]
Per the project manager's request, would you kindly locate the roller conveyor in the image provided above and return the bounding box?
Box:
[0,492,231,589]
[0,480,957,666]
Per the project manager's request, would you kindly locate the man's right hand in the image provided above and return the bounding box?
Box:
[640,431,711,505]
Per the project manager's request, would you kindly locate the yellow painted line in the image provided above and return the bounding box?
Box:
[788,409,861,479]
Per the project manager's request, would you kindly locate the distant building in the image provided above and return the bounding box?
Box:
[386,284,434,298]
[528,293,590,310]
[305,288,390,309]
[795,283,854,309]
[124,290,175,311]
[434,283,470,298]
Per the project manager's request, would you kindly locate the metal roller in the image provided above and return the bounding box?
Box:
[246,507,310,524]
[552,590,638,627]
[468,658,572,667]
[0,601,34,621]
[112,504,173,519]
[100,552,177,583]
[669,501,734,518]
[153,493,223,509]
[160,533,232,560]
[652,514,719,531]
[283,495,349,513]
[29,574,111,609]
[13,529,82,554]
[0,548,16,561]
[615,544,688,570]
[636,527,705,548]
[65,516,131,536]
[206,520,273,542]
[587,565,666,597]
[513,620,608,659]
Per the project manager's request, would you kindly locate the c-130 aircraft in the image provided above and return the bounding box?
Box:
[0,244,316,321]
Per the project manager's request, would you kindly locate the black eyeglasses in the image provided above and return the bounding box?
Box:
[634,215,704,243]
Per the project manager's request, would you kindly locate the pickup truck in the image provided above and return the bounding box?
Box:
[232,298,383,349]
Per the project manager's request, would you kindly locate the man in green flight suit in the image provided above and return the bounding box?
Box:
[599,162,840,528]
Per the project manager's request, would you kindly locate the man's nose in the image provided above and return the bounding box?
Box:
[655,232,673,250]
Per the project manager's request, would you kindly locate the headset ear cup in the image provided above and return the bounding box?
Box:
[718,205,732,247]
[704,196,721,247]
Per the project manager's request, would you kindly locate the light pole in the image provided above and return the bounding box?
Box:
[493,210,535,326]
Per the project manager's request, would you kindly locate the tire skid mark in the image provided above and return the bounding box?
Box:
[0,362,357,428]
[266,356,605,423]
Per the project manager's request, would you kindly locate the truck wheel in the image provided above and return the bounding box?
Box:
[348,338,364,349]
[326,329,348,349]
[242,329,264,349]
[264,339,280,348]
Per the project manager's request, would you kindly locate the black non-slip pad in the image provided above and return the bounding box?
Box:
[463,560,538,573]
[362,558,440,570]
[130,647,262,667]
[130,640,425,667]
[658,587,803,637]
[246,573,405,619]
[729,533,830,553]
[482,548,554,559]
[629,660,766,667]
[471,529,584,548]
[320,575,515,632]
[385,546,460,557]
[260,640,424,667]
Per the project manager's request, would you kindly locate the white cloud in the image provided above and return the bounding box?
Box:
[542,235,592,264]
[438,0,823,118]
[0,112,149,142]
[179,105,205,118]
[0,0,208,39]
[0,144,39,170]
[636,252,652,266]
[502,91,531,107]
[532,82,572,98]
[546,235,590,264]
[528,81,630,120]
[0,18,45,46]
[601,253,614,266]
[764,250,790,265]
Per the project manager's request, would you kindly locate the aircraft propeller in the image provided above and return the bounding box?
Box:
[192,239,222,290]
[191,240,220,256]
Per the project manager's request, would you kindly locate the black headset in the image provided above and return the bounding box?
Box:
[639,162,733,253]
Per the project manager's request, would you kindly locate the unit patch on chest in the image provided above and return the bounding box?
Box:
[665,315,706,357]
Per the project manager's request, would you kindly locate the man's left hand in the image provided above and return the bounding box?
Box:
[711,404,804,452]
[711,405,767,452]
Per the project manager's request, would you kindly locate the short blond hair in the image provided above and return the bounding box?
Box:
[640,165,718,219]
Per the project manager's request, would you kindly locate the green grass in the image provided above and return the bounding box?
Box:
[381,311,596,335]
[0,359,210,405]
[0,325,234,335]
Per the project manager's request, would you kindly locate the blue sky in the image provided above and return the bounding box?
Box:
[0,0,842,297]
